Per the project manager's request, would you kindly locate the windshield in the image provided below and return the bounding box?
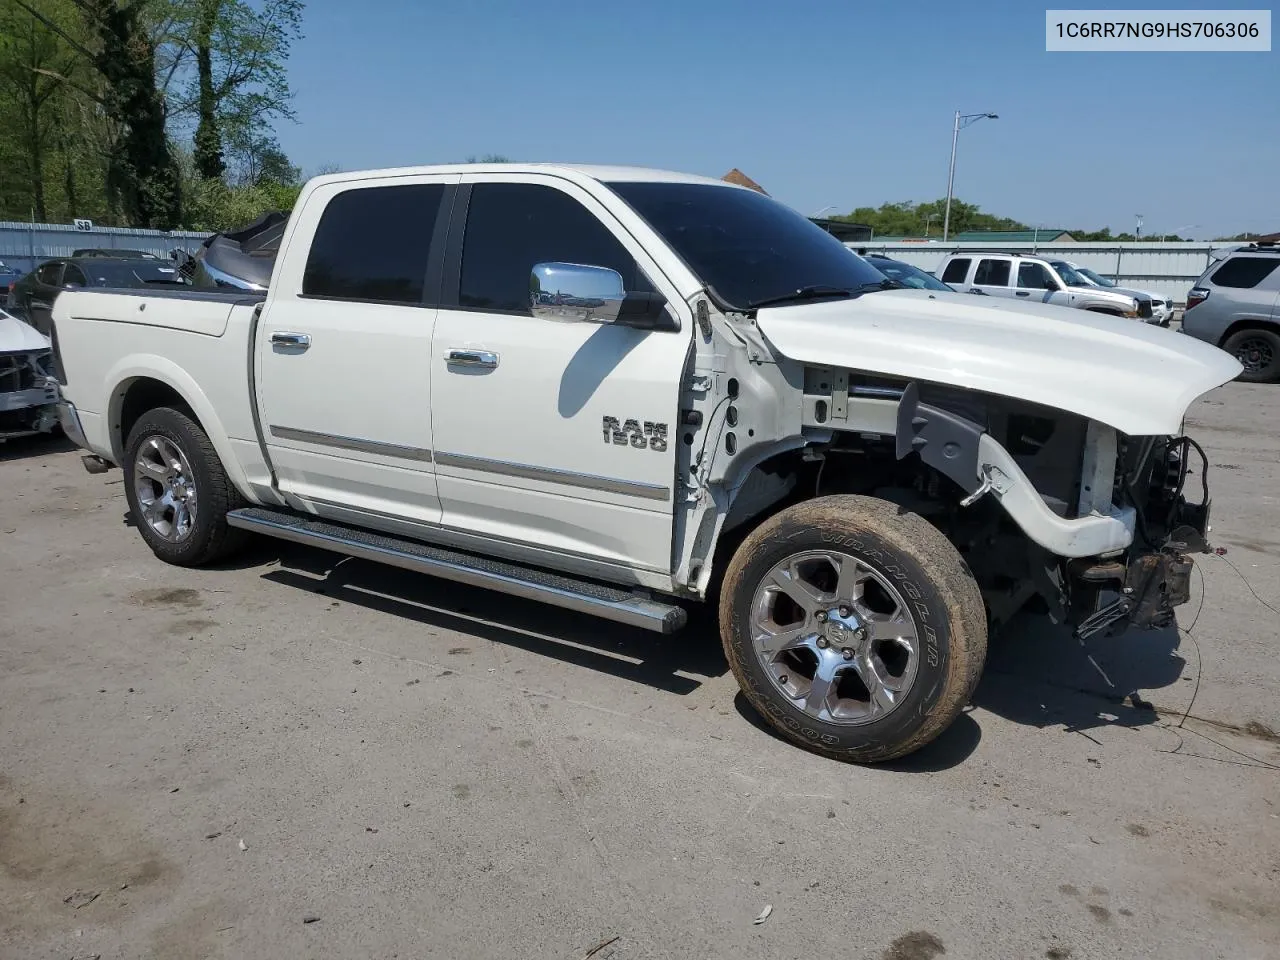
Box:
[606,181,886,310]
[867,257,951,292]
[1048,261,1089,287]
[1078,267,1115,287]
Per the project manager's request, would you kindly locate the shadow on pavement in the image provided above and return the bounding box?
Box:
[732,689,984,771]
[213,534,1187,759]
[260,544,729,695]
[0,432,75,463]
[977,609,1186,740]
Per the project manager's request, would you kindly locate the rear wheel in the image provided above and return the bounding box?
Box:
[123,406,248,566]
[719,496,987,763]
[1222,327,1280,383]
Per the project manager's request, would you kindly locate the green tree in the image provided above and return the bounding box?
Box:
[165,0,303,183]
[9,0,182,227]
[0,0,82,220]
[835,198,1027,237]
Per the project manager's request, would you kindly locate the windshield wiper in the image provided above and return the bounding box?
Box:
[746,285,855,309]
[856,278,904,292]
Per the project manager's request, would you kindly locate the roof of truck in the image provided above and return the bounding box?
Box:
[305,163,740,190]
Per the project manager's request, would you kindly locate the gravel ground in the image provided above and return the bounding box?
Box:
[1,383,1277,960]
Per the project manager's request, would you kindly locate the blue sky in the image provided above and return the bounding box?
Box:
[275,0,1277,238]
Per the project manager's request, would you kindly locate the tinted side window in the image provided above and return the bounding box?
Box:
[1210,256,1280,289]
[1017,262,1053,289]
[941,258,970,284]
[303,183,445,304]
[36,262,63,285]
[974,259,1011,286]
[460,183,650,313]
[63,264,88,286]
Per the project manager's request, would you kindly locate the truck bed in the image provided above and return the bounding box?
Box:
[59,287,265,338]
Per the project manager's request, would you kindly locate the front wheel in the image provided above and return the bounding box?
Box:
[719,496,987,763]
[123,406,248,566]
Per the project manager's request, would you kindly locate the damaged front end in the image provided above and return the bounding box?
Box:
[0,348,59,440]
[1,310,60,441]
[1066,434,1212,639]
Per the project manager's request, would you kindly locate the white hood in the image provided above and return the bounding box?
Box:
[0,310,50,353]
[757,289,1240,436]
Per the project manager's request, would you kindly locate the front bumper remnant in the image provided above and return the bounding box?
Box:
[1071,550,1195,640]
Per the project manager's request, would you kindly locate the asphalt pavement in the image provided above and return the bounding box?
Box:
[1,382,1277,960]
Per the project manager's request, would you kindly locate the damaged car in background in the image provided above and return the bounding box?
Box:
[0,308,58,441]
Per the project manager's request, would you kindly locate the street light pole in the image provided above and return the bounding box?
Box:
[942,110,999,242]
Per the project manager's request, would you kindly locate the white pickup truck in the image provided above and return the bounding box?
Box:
[51,163,1240,763]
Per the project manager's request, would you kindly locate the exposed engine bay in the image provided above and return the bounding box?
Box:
[740,369,1212,639]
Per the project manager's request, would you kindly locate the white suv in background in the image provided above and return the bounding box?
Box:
[937,252,1154,320]
[1049,260,1173,326]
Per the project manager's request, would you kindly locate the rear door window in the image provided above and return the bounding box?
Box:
[974,258,1011,286]
[303,183,447,304]
[1210,256,1280,289]
[941,258,971,284]
[63,264,88,287]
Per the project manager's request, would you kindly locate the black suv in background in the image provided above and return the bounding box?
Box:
[6,256,188,336]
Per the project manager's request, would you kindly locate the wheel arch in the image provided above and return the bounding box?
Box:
[105,357,253,500]
[1218,316,1280,347]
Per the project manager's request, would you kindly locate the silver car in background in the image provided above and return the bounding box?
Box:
[1050,260,1173,326]
[936,252,1154,319]
[1181,242,1280,383]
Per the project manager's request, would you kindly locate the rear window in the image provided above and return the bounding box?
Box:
[1210,256,1279,289]
[940,258,970,284]
[974,258,1011,286]
[303,183,446,304]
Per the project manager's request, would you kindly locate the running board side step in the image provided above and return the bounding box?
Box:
[225,507,687,634]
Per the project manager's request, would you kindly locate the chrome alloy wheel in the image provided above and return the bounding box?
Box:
[750,550,920,725]
[133,435,198,542]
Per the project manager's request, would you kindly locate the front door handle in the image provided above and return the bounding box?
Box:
[446,349,499,369]
[1015,291,1030,297]
[271,331,311,349]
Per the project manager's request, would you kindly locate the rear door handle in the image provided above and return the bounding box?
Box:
[446,349,499,369]
[271,331,311,349]
[1015,291,1030,297]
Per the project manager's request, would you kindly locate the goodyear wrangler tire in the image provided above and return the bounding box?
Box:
[124,406,248,567]
[719,495,986,763]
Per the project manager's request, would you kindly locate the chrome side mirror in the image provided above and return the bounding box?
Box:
[530,262,626,324]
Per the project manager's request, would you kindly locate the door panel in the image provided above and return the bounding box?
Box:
[430,308,684,570]
[258,297,441,522]
[255,175,457,525]
[971,258,1014,298]
[1014,261,1060,305]
[430,176,690,573]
